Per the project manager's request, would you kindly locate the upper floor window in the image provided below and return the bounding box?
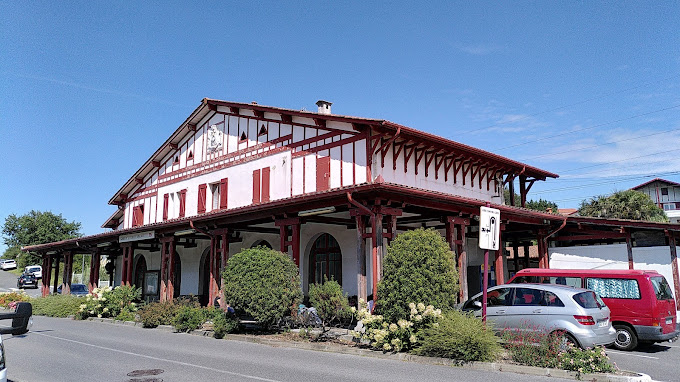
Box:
[210,183,221,210]
[664,203,675,211]
[132,205,144,227]
[661,187,669,196]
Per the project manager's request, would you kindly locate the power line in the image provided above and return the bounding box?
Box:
[556,147,680,175]
[453,73,680,139]
[531,171,680,195]
[491,103,680,152]
[518,126,680,161]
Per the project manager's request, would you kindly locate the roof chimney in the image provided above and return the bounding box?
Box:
[316,100,332,115]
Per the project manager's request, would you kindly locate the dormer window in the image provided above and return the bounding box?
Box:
[258,124,268,137]
[239,131,248,143]
[173,156,179,165]
[187,150,194,160]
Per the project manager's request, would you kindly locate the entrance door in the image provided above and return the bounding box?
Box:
[309,233,342,285]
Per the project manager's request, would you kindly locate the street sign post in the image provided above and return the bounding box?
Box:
[479,205,501,323]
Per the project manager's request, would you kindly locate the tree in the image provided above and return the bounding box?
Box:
[2,210,82,268]
[504,189,559,213]
[578,190,669,222]
[375,228,459,322]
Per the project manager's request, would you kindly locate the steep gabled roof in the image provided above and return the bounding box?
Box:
[107,98,559,211]
[631,178,680,190]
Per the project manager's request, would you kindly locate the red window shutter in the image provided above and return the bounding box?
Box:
[163,194,169,221]
[132,206,143,227]
[179,189,187,218]
[261,167,270,202]
[252,169,261,204]
[197,184,207,214]
[219,178,228,209]
[316,156,331,192]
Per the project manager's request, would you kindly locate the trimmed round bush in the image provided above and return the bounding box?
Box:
[222,246,302,329]
[308,277,351,328]
[412,311,501,362]
[375,228,459,322]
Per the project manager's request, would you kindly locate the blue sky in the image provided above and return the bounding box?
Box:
[1,2,679,252]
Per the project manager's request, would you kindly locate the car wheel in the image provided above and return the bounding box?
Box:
[554,331,580,350]
[613,324,638,351]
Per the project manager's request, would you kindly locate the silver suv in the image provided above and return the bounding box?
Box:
[462,283,616,348]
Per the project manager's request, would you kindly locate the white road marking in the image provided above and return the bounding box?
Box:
[606,350,659,359]
[34,332,282,382]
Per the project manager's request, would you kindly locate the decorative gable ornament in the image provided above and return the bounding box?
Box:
[206,124,223,154]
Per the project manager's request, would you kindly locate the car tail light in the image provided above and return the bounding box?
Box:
[573,315,595,325]
[652,318,660,327]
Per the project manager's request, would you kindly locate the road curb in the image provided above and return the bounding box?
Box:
[85,317,650,382]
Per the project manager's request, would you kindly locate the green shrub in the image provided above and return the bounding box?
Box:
[501,324,563,368]
[208,308,240,338]
[138,301,181,328]
[308,278,351,329]
[222,246,302,329]
[173,306,207,332]
[557,346,616,376]
[375,228,459,322]
[31,294,83,317]
[412,311,501,362]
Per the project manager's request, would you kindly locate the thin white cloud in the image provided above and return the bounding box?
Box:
[456,43,504,55]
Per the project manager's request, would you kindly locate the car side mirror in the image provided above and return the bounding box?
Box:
[0,302,32,335]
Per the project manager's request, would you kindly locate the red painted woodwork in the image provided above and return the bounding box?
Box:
[197,184,207,214]
[132,205,144,227]
[316,156,331,192]
[163,194,169,221]
[179,189,187,218]
[220,178,228,209]
[261,167,271,203]
[252,169,261,203]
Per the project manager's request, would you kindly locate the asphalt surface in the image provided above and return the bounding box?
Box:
[4,316,574,382]
[0,268,41,298]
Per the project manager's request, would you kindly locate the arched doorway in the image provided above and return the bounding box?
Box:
[198,248,211,306]
[308,233,342,285]
[251,240,272,249]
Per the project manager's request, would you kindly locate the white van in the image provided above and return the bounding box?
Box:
[24,265,42,279]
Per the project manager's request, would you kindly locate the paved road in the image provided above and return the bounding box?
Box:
[607,341,680,382]
[0,268,41,298]
[3,316,574,382]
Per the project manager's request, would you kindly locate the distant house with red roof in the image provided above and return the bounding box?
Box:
[631,178,680,224]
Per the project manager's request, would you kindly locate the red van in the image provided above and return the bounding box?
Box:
[508,269,679,350]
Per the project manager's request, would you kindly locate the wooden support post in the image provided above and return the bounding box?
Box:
[53,254,61,295]
[512,242,519,273]
[625,230,634,270]
[89,249,101,292]
[369,209,385,301]
[276,218,301,266]
[669,234,680,310]
[120,244,134,287]
[537,232,549,269]
[42,254,53,297]
[62,250,73,295]
[523,243,530,269]
[495,241,505,285]
[208,228,229,307]
[355,214,368,305]
[446,216,470,302]
[519,175,527,208]
[167,239,176,301]
[508,176,516,206]
[159,238,172,302]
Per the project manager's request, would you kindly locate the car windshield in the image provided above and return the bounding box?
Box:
[572,291,602,309]
[71,285,87,292]
[27,267,39,272]
[651,276,674,300]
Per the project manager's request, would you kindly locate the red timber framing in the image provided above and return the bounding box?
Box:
[208,228,229,307]
[667,231,680,309]
[61,250,74,294]
[276,218,301,266]
[120,244,134,286]
[445,216,470,302]
[41,253,53,297]
[88,248,102,293]
[348,194,402,304]
[159,237,176,302]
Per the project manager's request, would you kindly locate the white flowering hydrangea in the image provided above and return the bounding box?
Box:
[353,301,442,353]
